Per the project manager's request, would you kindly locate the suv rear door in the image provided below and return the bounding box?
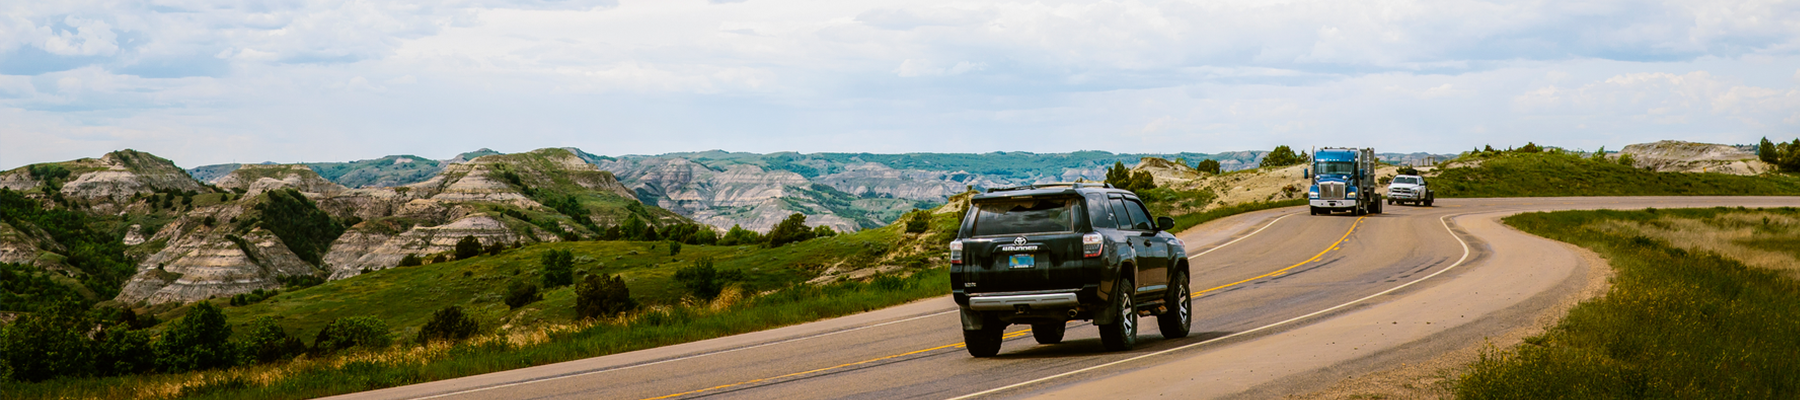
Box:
[961,195,1091,293]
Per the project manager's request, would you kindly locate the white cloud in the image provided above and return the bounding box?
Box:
[6,0,1800,169]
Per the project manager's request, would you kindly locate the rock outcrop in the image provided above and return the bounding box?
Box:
[117,202,319,305]
[1,150,206,203]
[1132,157,1205,187]
[321,215,545,279]
[214,164,347,196]
[1619,140,1771,175]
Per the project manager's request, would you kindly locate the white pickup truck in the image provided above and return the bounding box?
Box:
[1385,175,1434,206]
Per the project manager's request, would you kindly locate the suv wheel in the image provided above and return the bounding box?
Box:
[1099,278,1138,351]
[1158,271,1192,339]
[963,316,1005,357]
[1032,322,1066,345]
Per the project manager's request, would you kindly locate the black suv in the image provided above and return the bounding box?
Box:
[950,183,1191,357]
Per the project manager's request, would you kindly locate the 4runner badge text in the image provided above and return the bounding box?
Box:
[999,237,1039,252]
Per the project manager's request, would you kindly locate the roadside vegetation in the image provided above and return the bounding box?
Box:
[1457,207,1800,398]
[1432,144,1800,197]
[0,199,964,399]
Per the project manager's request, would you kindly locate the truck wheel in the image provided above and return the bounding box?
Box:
[964,322,1005,357]
[1425,198,1434,207]
[1372,199,1383,214]
[1158,271,1192,339]
[1309,206,1319,215]
[1032,322,1066,345]
[1099,278,1138,351]
[1353,204,1366,216]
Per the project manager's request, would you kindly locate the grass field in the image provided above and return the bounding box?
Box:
[1432,152,1800,198]
[1455,207,1800,398]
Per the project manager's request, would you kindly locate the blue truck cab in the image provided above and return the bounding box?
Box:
[1307,148,1383,216]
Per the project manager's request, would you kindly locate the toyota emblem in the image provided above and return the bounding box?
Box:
[1014,237,1027,245]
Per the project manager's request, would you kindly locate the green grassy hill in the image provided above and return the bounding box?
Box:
[1432,151,1800,197]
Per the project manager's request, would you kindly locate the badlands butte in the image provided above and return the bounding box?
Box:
[0,141,1768,309]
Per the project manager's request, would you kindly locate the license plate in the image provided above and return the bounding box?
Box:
[1008,254,1035,269]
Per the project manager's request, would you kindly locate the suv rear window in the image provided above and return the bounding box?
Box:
[971,197,1078,236]
[1394,176,1420,185]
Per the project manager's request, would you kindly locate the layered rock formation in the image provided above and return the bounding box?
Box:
[214,164,348,196]
[1619,140,1771,175]
[1132,157,1205,187]
[1,150,206,203]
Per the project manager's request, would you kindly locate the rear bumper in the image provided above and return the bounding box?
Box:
[966,291,1081,311]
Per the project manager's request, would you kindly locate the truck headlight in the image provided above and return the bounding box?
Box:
[1308,191,1318,199]
[1346,191,1358,199]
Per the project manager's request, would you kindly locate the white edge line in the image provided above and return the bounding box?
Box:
[1188,213,1295,259]
[947,212,1474,400]
[411,308,959,400]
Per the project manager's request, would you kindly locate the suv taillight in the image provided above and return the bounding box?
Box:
[949,240,963,264]
[1083,233,1103,258]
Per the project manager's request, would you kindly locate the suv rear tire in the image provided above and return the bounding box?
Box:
[1158,271,1192,339]
[1099,278,1138,351]
[964,322,1005,357]
[1032,322,1066,345]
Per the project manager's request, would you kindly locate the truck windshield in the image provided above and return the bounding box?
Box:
[1314,161,1356,175]
[971,197,1077,236]
[1393,176,1420,185]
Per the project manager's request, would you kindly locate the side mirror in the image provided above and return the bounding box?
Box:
[1155,216,1175,231]
[1303,169,1311,179]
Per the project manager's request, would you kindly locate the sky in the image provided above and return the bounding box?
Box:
[3,0,1799,170]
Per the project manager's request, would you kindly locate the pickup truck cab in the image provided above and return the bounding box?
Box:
[950,183,1192,357]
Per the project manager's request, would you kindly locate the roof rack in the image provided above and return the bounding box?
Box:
[985,182,1112,193]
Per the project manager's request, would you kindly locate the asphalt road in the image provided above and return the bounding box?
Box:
[329,196,1800,400]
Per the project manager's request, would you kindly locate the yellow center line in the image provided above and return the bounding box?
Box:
[639,329,1032,400]
[643,216,1367,400]
[1195,216,1366,296]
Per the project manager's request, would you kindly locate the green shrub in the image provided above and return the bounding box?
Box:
[397,254,423,267]
[904,210,930,233]
[241,317,305,364]
[575,274,636,320]
[92,325,154,376]
[229,288,279,306]
[504,281,541,309]
[454,235,481,260]
[155,302,237,373]
[1195,159,1222,174]
[540,249,574,288]
[718,224,761,246]
[0,314,92,382]
[1258,145,1306,168]
[276,274,325,289]
[668,241,682,256]
[311,316,390,354]
[767,213,814,247]
[416,306,479,344]
[674,258,724,300]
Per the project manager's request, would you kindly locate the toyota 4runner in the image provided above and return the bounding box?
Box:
[950,183,1192,357]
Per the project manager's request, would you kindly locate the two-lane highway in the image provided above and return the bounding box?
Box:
[332,197,1800,400]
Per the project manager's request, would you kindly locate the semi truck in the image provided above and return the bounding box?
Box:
[1306,147,1383,216]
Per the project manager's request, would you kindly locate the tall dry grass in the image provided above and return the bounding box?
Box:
[1596,211,1800,278]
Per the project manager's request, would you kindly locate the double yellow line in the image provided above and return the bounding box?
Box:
[1195,216,1366,295]
[641,214,1366,400]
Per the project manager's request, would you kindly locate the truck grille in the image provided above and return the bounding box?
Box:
[1320,182,1346,200]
